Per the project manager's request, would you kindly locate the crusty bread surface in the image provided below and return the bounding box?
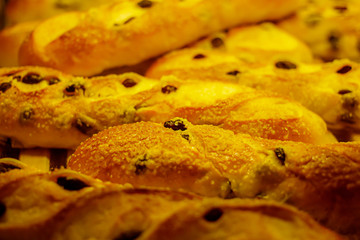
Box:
[18,0,305,75]
[68,119,360,236]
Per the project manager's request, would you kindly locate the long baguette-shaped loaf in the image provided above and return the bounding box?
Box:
[18,0,305,76]
[4,0,113,26]
[0,159,343,240]
[146,48,360,137]
[0,66,335,149]
[278,0,360,62]
[0,163,200,240]
[68,119,360,237]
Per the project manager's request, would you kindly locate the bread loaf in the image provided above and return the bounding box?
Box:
[68,119,360,236]
[188,22,314,65]
[0,66,335,149]
[4,0,113,26]
[18,0,305,76]
[146,48,360,137]
[278,0,360,62]
[0,21,39,67]
[0,158,343,240]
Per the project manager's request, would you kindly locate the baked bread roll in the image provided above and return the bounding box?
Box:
[189,22,314,65]
[143,199,344,240]
[146,48,360,138]
[19,0,305,76]
[4,0,113,26]
[68,119,360,236]
[0,66,159,149]
[278,0,360,62]
[0,66,335,149]
[0,162,200,240]
[0,21,39,67]
[0,159,343,240]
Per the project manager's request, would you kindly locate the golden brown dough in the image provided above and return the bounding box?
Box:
[19,0,305,76]
[68,119,360,236]
[0,66,335,149]
[4,0,114,26]
[189,22,314,65]
[0,66,159,149]
[278,0,360,62]
[0,164,200,240]
[146,48,360,139]
[0,160,343,240]
[0,21,39,67]
[143,199,344,240]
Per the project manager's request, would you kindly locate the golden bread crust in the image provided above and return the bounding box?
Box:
[68,119,360,235]
[143,199,343,240]
[0,21,39,67]
[146,48,360,135]
[4,0,112,26]
[0,160,343,240]
[278,0,360,62]
[0,66,335,149]
[189,22,314,64]
[0,66,158,148]
[19,0,305,75]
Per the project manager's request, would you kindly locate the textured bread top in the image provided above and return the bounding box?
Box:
[278,0,360,62]
[4,0,113,26]
[19,0,305,76]
[68,119,360,236]
[147,48,360,134]
[0,158,343,240]
[188,22,314,65]
[0,21,39,67]
[0,66,335,149]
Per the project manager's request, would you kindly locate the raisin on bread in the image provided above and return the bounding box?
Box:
[68,119,360,236]
[18,0,305,76]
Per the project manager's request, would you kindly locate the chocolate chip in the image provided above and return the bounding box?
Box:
[64,83,85,96]
[334,6,347,13]
[275,61,297,70]
[124,17,135,24]
[226,70,240,76]
[224,180,236,199]
[161,85,177,94]
[338,89,352,95]
[181,134,190,140]
[0,82,11,93]
[56,177,89,191]
[342,96,358,110]
[337,65,352,74]
[137,0,152,8]
[0,162,21,173]
[20,109,34,122]
[340,112,356,124]
[114,230,143,240]
[193,54,206,59]
[122,78,137,88]
[328,32,340,51]
[0,202,6,217]
[305,13,321,27]
[47,77,61,85]
[22,73,43,84]
[211,37,224,48]
[164,119,187,131]
[203,208,223,222]
[74,119,96,136]
[135,155,147,175]
[274,148,286,165]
